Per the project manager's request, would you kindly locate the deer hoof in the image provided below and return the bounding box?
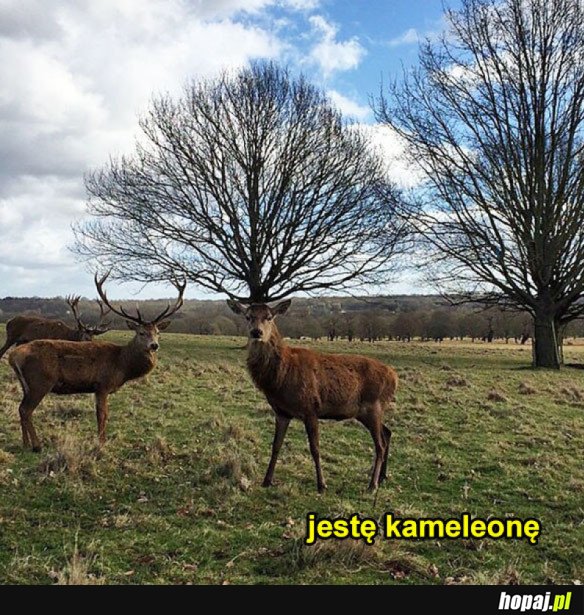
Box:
[317,484,327,494]
[32,445,42,453]
[261,479,273,488]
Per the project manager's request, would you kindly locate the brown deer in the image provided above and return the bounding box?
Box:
[0,296,111,359]
[227,300,398,492]
[9,273,185,452]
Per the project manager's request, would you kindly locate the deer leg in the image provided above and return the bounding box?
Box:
[19,405,30,448]
[18,392,45,452]
[358,403,386,492]
[12,356,45,451]
[304,415,326,493]
[262,414,290,487]
[95,392,109,446]
[380,425,392,483]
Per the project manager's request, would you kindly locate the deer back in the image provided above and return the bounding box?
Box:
[7,315,80,344]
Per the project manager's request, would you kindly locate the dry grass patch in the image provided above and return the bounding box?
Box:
[146,435,175,464]
[50,541,105,585]
[38,431,101,479]
[208,447,257,491]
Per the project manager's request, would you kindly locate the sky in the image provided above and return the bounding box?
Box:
[0,0,459,300]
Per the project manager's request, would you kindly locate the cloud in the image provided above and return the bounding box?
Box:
[358,124,424,189]
[0,0,299,298]
[327,90,371,120]
[388,27,419,47]
[308,15,366,76]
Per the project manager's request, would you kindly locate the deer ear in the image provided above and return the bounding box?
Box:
[157,320,171,331]
[126,321,139,331]
[226,299,246,315]
[272,299,291,316]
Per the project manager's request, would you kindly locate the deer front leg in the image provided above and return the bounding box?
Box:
[263,413,290,487]
[304,414,326,493]
[95,392,109,446]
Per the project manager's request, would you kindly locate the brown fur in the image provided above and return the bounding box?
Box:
[0,316,93,359]
[227,300,398,492]
[7,272,185,453]
[8,321,169,452]
[0,296,111,360]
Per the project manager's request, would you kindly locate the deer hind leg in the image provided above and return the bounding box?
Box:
[11,355,51,452]
[262,413,290,487]
[95,392,109,446]
[17,389,47,452]
[380,425,392,483]
[304,414,326,493]
[358,401,386,492]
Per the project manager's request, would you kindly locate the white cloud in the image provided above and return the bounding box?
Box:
[358,124,424,189]
[388,27,419,47]
[308,15,366,76]
[282,0,320,10]
[0,0,298,298]
[327,90,370,120]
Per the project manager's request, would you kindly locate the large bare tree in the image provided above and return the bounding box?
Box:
[75,62,405,303]
[375,0,584,368]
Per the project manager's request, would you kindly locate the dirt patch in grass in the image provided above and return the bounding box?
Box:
[559,386,584,403]
[446,375,470,387]
[518,382,536,395]
[487,389,508,403]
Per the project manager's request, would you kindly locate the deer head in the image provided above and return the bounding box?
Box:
[227,300,291,342]
[94,273,185,352]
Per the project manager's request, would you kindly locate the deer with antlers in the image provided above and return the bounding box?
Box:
[8,273,185,451]
[227,299,398,492]
[0,296,111,360]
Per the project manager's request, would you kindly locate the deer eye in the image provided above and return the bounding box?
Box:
[266,315,273,322]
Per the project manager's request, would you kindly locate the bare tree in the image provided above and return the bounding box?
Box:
[75,62,405,303]
[375,0,584,368]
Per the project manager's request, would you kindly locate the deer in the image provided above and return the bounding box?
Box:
[8,273,185,452]
[0,296,111,360]
[227,299,398,492]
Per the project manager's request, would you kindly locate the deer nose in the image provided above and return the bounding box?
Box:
[250,328,262,339]
[149,342,160,351]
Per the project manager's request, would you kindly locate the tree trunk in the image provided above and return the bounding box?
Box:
[533,313,561,369]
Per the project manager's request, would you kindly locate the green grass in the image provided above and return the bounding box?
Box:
[0,327,582,585]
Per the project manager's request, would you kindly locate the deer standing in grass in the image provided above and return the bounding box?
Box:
[0,296,111,359]
[9,274,185,451]
[227,300,398,492]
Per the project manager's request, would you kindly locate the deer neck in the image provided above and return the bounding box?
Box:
[246,326,287,389]
[120,338,157,382]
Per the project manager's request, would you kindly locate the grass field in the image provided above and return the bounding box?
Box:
[0,326,582,585]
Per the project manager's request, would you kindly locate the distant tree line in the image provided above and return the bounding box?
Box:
[3,296,584,343]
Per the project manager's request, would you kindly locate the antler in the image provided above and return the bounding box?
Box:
[94,299,112,331]
[94,272,143,324]
[65,295,84,326]
[94,272,186,325]
[150,278,186,324]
